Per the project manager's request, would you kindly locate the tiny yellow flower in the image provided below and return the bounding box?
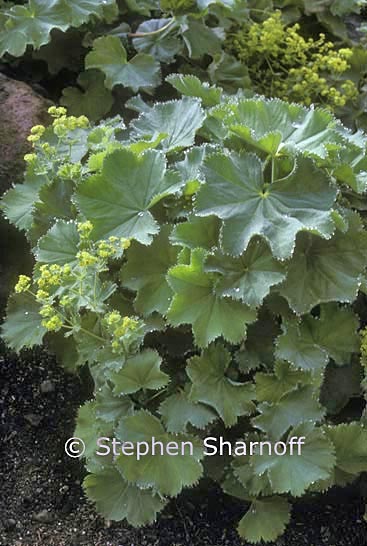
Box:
[40,304,54,318]
[15,275,31,293]
[24,153,37,163]
[36,289,49,301]
[48,106,67,117]
[30,125,45,136]
[106,311,121,326]
[27,134,41,143]
[120,238,131,250]
[77,251,98,267]
[42,315,63,331]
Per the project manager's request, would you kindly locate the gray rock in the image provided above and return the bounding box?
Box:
[32,509,54,524]
[0,73,50,193]
[0,74,50,303]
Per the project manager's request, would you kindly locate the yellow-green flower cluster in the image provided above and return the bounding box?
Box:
[77,221,94,240]
[23,153,37,165]
[47,105,89,137]
[227,11,358,109]
[39,304,63,331]
[48,106,68,117]
[37,264,72,291]
[57,163,82,179]
[97,236,131,258]
[36,289,50,301]
[360,327,367,369]
[76,250,99,267]
[53,114,89,134]
[14,275,31,293]
[27,124,46,143]
[76,221,131,260]
[32,264,73,331]
[39,142,55,155]
[26,107,90,154]
[76,239,130,263]
[105,311,140,352]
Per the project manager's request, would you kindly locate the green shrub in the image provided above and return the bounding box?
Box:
[2,81,367,542]
[1,0,366,125]
[226,10,358,109]
[0,0,251,120]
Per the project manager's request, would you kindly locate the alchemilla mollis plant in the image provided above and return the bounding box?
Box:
[2,82,367,543]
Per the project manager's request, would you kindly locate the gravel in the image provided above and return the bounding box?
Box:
[0,346,366,546]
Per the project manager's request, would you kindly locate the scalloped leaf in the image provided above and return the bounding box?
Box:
[62,0,117,26]
[320,361,362,415]
[85,35,161,92]
[196,153,336,259]
[325,423,367,475]
[159,388,217,433]
[131,98,205,152]
[84,467,166,525]
[170,215,220,251]
[36,220,79,265]
[173,145,219,187]
[255,361,311,404]
[0,0,117,57]
[0,0,70,57]
[275,303,360,372]
[167,74,222,107]
[208,52,251,93]
[219,98,344,158]
[2,293,46,352]
[74,401,108,464]
[252,385,325,440]
[95,384,134,424]
[110,349,169,395]
[61,70,114,121]
[167,248,257,347]
[31,178,76,242]
[1,174,46,232]
[235,310,280,372]
[238,497,291,544]
[334,145,367,193]
[133,18,182,62]
[232,449,272,497]
[120,225,179,316]
[75,148,183,243]
[182,18,222,59]
[205,238,286,308]
[279,212,367,314]
[115,410,203,496]
[251,424,336,497]
[33,29,85,75]
[187,343,255,427]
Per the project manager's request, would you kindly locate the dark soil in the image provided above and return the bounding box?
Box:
[0,347,366,546]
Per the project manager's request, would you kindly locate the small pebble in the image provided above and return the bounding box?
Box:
[24,413,42,426]
[40,380,55,394]
[32,509,54,523]
[4,518,16,530]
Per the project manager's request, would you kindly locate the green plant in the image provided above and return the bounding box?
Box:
[226,10,358,108]
[0,0,251,121]
[0,0,366,125]
[2,83,367,542]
